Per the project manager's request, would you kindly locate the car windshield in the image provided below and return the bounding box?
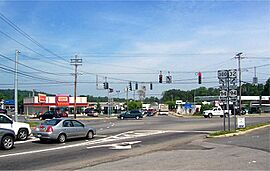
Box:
[41,119,61,126]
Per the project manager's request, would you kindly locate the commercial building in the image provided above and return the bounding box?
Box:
[23,94,88,115]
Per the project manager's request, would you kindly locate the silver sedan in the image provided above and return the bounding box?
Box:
[33,118,96,143]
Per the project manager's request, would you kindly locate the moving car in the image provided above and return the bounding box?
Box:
[0,114,31,141]
[33,118,96,143]
[39,111,60,120]
[0,128,15,150]
[118,110,143,120]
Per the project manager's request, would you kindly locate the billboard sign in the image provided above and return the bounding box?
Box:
[38,94,46,103]
[56,95,69,106]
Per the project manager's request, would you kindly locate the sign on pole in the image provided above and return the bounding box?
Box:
[218,70,228,79]
[237,117,246,128]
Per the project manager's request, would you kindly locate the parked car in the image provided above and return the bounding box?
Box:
[39,111,60,120]
[0,114,31,141]
[118,110,143,120]
[0,128,15,150]
[0,109,7,115]
[59,112,68,118]
[32,118,96,143]
[249,106,261,114]
[84,108,98,117]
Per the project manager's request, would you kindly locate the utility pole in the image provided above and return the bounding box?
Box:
[70,55,82,119]
[126,86,129,111]
[14,50,20,122]
[235,53,244,113]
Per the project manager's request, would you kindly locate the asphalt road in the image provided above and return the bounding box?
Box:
[0,115,269,170]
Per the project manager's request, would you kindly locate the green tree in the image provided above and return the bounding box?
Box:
[199,103,214,114]
[165,101,176,110]
[127,101,142,110]
[261,78,270,96]
[96,101,101,114]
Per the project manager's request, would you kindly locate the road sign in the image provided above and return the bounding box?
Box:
[230,97,237,102]
[220,90,227,97]
[228,69,237,78]
[218,70,228,79]
[237,117,246,128]
[229,89,237,97]
[166,76,172,83]
[230,78,237,84]
[220,97,227,101]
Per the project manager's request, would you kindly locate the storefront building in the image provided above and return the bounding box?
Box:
[23,94,88,115]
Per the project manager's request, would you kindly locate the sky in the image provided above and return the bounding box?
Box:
[0,0,269,98]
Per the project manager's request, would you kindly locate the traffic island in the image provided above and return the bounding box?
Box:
[207,122,270,138]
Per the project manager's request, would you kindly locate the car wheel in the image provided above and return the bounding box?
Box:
[204,115,208,118]
[58,134,66,143]
[17,129,28,141]
[120,116,124,120]
[135,116,140,120]
[208,113,213,118]
[1,135,14,150]
[86,131,94,139]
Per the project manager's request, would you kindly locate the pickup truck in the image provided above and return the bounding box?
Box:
[203,107,231,118]
[0,114,31,140]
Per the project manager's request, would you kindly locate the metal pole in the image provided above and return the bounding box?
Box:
[234,102,236,131]
[126,87,128,111]
[235,53,243,115]
[108,89,110,117]
[227,72,230,131]
[14,50,20,122]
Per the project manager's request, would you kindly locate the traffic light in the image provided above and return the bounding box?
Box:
[103,82,109,89]
[159,71,163,83]
[150,83,153,90]
[135,82,138,90]
[129,82,132,91]
[198,72,202,84]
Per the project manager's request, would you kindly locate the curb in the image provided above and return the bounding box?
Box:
[207,124,270,138]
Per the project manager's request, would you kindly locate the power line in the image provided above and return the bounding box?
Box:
[0,29,74,70]
[0,53,72,76]
[0,64,65,83]
[0,12,68,62]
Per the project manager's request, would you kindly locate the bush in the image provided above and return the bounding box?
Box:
[127,101,142,110]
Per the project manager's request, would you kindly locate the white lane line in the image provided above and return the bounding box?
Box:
[0,130,209,158]
[86,141,141,150]
[95,135,108,138]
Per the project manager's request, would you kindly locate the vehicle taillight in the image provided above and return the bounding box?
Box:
[46,126,53,132]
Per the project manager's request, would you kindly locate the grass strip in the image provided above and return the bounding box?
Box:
[209,122,270,137]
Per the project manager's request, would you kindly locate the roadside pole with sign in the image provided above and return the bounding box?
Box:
[237,117,246,128]
[218,69,237,131]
